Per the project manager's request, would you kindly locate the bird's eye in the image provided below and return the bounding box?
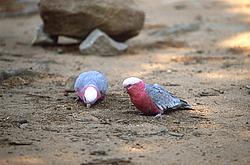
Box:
[126,84,132,88]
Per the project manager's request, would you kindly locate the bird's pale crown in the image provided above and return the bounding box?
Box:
[122,77,142,87]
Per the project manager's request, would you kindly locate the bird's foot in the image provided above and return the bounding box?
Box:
[75,97,81,102]
[154,113,163,119]
[86,104,91,108]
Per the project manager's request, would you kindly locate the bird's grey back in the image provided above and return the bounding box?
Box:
[146,84,181,110]
[74,71,108,94]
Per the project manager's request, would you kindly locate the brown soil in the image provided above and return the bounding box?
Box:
[0,0,250,165]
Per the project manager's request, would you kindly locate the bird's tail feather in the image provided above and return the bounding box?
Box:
[167,99,193,111]
[179,99,193,110]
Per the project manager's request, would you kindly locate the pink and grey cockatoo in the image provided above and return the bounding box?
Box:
[123,77,191,116]
[74,71,108,108]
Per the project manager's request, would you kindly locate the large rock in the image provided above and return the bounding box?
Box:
[79,29,128,56]
[39,0,145,42]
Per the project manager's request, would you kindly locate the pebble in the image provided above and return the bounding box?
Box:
[192,131,202,137]
[79,29,128,56]
[19,123,28,129]
[168,131,184,137]
[57,48,64,54]
[90,150,108,156]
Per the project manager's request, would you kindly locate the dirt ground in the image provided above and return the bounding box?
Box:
[0,0,250,164]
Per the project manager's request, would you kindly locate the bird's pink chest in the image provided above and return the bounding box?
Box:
[127,86,162,115]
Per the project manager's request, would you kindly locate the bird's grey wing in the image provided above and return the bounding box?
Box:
[74,71,108,94]
[74,71,100,91]
[146,84,182,111]
[74,72,89,91]
[94,73,109,94]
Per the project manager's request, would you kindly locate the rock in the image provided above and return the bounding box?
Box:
[65,75,77,92]
[39,0,145,42]
[198,88,224,97]
[31,25,58,46]
[174,4,187,10]
[198,91,219,97]
[147,22,200,38]
[0,69,38,84]
[90,150,108,156]
[192,131,202,137]
[56,48,64,54]
[168,131,184,137]
[18,119,28,125]
[79,29,128,56]
[19,123,28,129]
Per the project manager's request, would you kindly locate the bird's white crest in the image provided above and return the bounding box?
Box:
[122,77,142,87]
[84,86,98,103]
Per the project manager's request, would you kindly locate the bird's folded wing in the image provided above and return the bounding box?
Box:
[145,84,181,110]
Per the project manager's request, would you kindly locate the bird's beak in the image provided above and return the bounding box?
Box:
[86,104,91,108]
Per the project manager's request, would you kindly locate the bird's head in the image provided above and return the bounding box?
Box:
[82,86,99,108]
[122,77,143,92]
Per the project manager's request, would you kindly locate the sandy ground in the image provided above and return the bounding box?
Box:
[0,0,250,164]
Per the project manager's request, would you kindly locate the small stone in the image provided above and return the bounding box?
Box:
[66,107,72,110]
[148,22,200,37]
[174,4,187,10]
[192,131,202,137]
[57,48,64,54]
[168,131,184,137]
[197,70,202,73]
[90,150,108,156]
[65,75,77,92]
[198,90,219,97]
[216,145,223,148]
[173,120,180,124]
[196,50,204,54]
[18,119,28,125]
[19,123,28,129]
[79,29,128,56]
[31,25,58,46]
[166,69,172,73]
[70,138,79,142]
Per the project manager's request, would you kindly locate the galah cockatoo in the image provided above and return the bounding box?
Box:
[123,77,191,116]
[74,71,108,108]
